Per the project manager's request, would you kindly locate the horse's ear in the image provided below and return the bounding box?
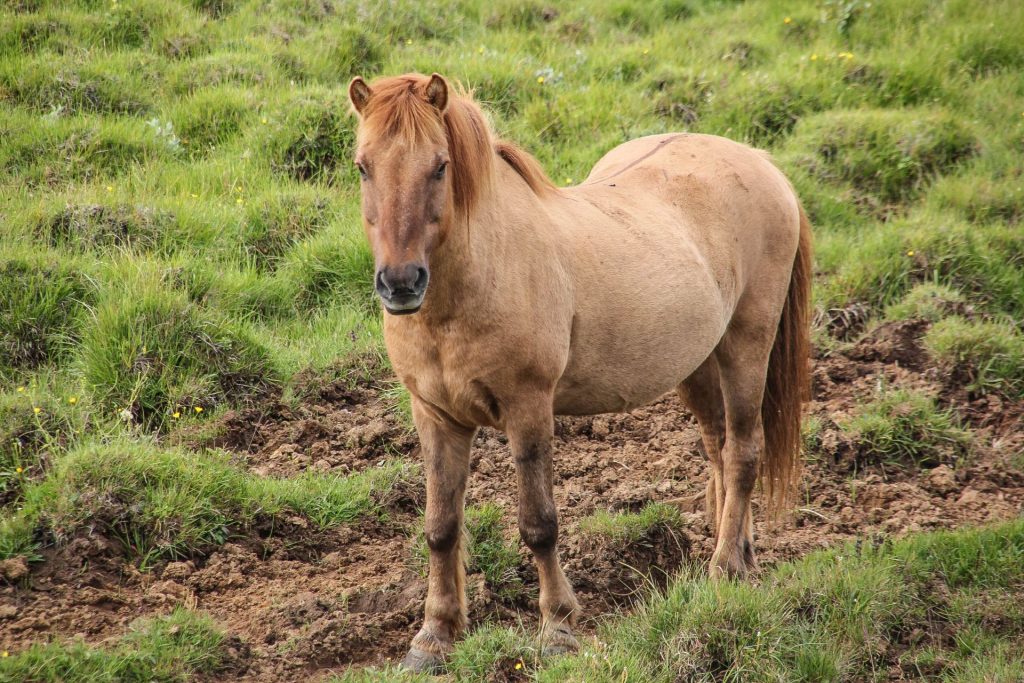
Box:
[425,73,448,113]
[349,77,372,115]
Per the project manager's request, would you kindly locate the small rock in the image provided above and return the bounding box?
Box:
[957,488,981,505]
[926,465,957,496]
[0,604,18,619]
[0,557,29,583]
[162,561,195,581]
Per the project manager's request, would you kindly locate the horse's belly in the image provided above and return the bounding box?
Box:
[552,302,725,415]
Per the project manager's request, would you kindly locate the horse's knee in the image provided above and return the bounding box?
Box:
[519,506,559,554]
[424,514,460,554]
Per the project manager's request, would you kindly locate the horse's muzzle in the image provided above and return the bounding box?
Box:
[376,264,429,315]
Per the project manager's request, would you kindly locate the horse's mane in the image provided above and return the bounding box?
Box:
[359,74,556,218]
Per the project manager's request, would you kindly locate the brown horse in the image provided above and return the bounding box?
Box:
[347,72,811,672]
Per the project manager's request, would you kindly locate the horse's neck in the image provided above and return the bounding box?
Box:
[422,158,549,322]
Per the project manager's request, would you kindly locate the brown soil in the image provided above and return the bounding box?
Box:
[2,320,1023,680]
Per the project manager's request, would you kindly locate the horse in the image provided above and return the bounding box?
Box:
[347,72,811,672]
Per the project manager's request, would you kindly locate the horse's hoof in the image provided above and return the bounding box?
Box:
[541,626,579,658]
[401,647,445,674]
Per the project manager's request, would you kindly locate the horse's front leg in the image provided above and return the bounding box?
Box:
[402,399,475,673]
[507,401,580,656]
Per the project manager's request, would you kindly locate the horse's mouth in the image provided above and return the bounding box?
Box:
[382,294,423,315]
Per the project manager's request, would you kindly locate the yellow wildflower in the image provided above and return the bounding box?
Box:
[190,193,198,198]
[172,411,181,419]
[68,396,77,405]
[236,198,243,205]
[406,38,412,45]
[478,46,485,54]
[106,185,113,192]
[515,661,523,670]
[261,117,268,124]
[643,48,650,55]
[537,76,545,84]
[194,406,204,414]
[33,407,41,415]
[783,16,792,24]
[565,178,572,184]
[15,467,23,474]
[16,387,24,393]
[907,250,915,256]
[1,651,7,657]
[810,54,818,61]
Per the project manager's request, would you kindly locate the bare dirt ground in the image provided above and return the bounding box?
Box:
[2,320,1022,681]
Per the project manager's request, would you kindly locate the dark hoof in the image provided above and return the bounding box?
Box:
[401,647,445,674]
[541,626,579,658]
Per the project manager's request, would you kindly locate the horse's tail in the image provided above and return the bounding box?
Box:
[760,204,812,515]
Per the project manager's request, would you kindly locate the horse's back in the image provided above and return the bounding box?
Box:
[550,133,801,415]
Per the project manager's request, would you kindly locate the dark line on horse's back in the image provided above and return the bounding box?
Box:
[584,134,685,186]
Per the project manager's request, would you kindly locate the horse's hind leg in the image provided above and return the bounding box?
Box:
[676,355,726,532]
[710,317,778,578]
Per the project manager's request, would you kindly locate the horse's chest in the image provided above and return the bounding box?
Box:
[386,329,503,427]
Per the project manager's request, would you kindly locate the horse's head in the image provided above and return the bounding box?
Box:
[348,73,456,316]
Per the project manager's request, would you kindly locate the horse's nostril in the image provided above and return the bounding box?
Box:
[414,267,429,291]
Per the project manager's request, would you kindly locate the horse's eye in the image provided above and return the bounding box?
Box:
[355,162,368,180]
[433,161,448,180]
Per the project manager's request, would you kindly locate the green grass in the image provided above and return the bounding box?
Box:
[925,316,1024,398]
[579,501,685,543]
[884,282,966,323]
[0,608,229,683]
[0,438,416,565]
[838,387,970,467]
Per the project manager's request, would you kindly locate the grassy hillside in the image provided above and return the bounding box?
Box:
[1,0,1022,680]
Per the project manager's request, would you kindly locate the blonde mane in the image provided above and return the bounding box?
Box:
[359,73,556,217]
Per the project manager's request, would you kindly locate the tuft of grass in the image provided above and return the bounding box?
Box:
[785,108,979,210]
[0,253,95,380]
[924,316,1024,398]
[266,90,358,185]
[0,376,86,508]
[0,608,229,682]
[815,217,1024,321]
[78,279,280,432]
[838,387,970,467]
[884,282,966,322]
[579,501,684,543]
[0,438,416,564]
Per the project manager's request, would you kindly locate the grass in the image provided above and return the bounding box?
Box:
[579,501,685,543]
[0,608,229,683]
[838,386,971,467]
[924,316,1024,398]
[0,438,416,566]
